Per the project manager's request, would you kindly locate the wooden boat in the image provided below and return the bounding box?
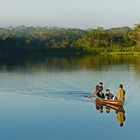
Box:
[86,95,125,112]
[95,95,124,106]
[102,102,125,112]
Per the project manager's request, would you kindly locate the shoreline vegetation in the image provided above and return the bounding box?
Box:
[0,24,140,56]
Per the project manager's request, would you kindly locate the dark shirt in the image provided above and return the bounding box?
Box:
[96,85,103,92]
[96,92,105,99]
[106,93,114,100]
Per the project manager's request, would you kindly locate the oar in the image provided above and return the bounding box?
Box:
[85,91,96,98]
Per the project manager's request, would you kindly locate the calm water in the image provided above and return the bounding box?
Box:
[0,55,140,140]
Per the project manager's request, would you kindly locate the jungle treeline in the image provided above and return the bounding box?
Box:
[0,24,140,55]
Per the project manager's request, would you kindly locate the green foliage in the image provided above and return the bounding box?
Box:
[128,24,140,45]
[75,27,136,49]
[0,25,140,55]
[0,26,87,54]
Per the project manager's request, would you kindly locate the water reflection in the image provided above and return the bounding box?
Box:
[116,109,126,127]
[0,54,140,140]
[0,55,140,73]
[90,97,126,127]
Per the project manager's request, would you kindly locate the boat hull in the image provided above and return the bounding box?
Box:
[95,95,124,106]
[103,103,125,112]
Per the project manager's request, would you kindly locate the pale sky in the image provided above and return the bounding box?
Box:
[0,0,140,29]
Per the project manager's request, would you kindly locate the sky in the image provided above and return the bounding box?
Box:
[0,0,140,29]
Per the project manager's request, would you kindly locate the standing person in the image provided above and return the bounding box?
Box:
[116,84,125,100]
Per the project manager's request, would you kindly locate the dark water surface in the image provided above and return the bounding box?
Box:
[0,55,140,140]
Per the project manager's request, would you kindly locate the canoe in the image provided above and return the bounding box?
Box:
[102,102,125,112]
[95,95,124,106]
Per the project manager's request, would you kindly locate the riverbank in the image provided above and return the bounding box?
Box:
[108,52,140,56]
[1,46,140,56]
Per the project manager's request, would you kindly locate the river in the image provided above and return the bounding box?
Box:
[0,55,140,140]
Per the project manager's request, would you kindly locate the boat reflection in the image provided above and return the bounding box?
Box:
[90,97,126,127]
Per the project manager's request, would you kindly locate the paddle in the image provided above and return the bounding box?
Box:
[85,91,96,98]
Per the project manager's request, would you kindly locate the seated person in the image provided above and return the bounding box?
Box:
[105,89,114,100]
[90,82,104,98]
[95,82,103,93]
[96,90,105,99]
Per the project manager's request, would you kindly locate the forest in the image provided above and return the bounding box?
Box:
[0,24,140,55]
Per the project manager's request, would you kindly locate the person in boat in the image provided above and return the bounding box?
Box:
[105,89,114,100]
[95,82,103,93]
[95,82,105,99]
[105,89,113,113]
[96,91,105,99]
[116,84,125,101]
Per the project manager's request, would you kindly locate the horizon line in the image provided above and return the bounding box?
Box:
[0,24,137,30]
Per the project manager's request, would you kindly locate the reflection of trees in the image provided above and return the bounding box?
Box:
[0,55,140,72]
[134,59,140,74]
